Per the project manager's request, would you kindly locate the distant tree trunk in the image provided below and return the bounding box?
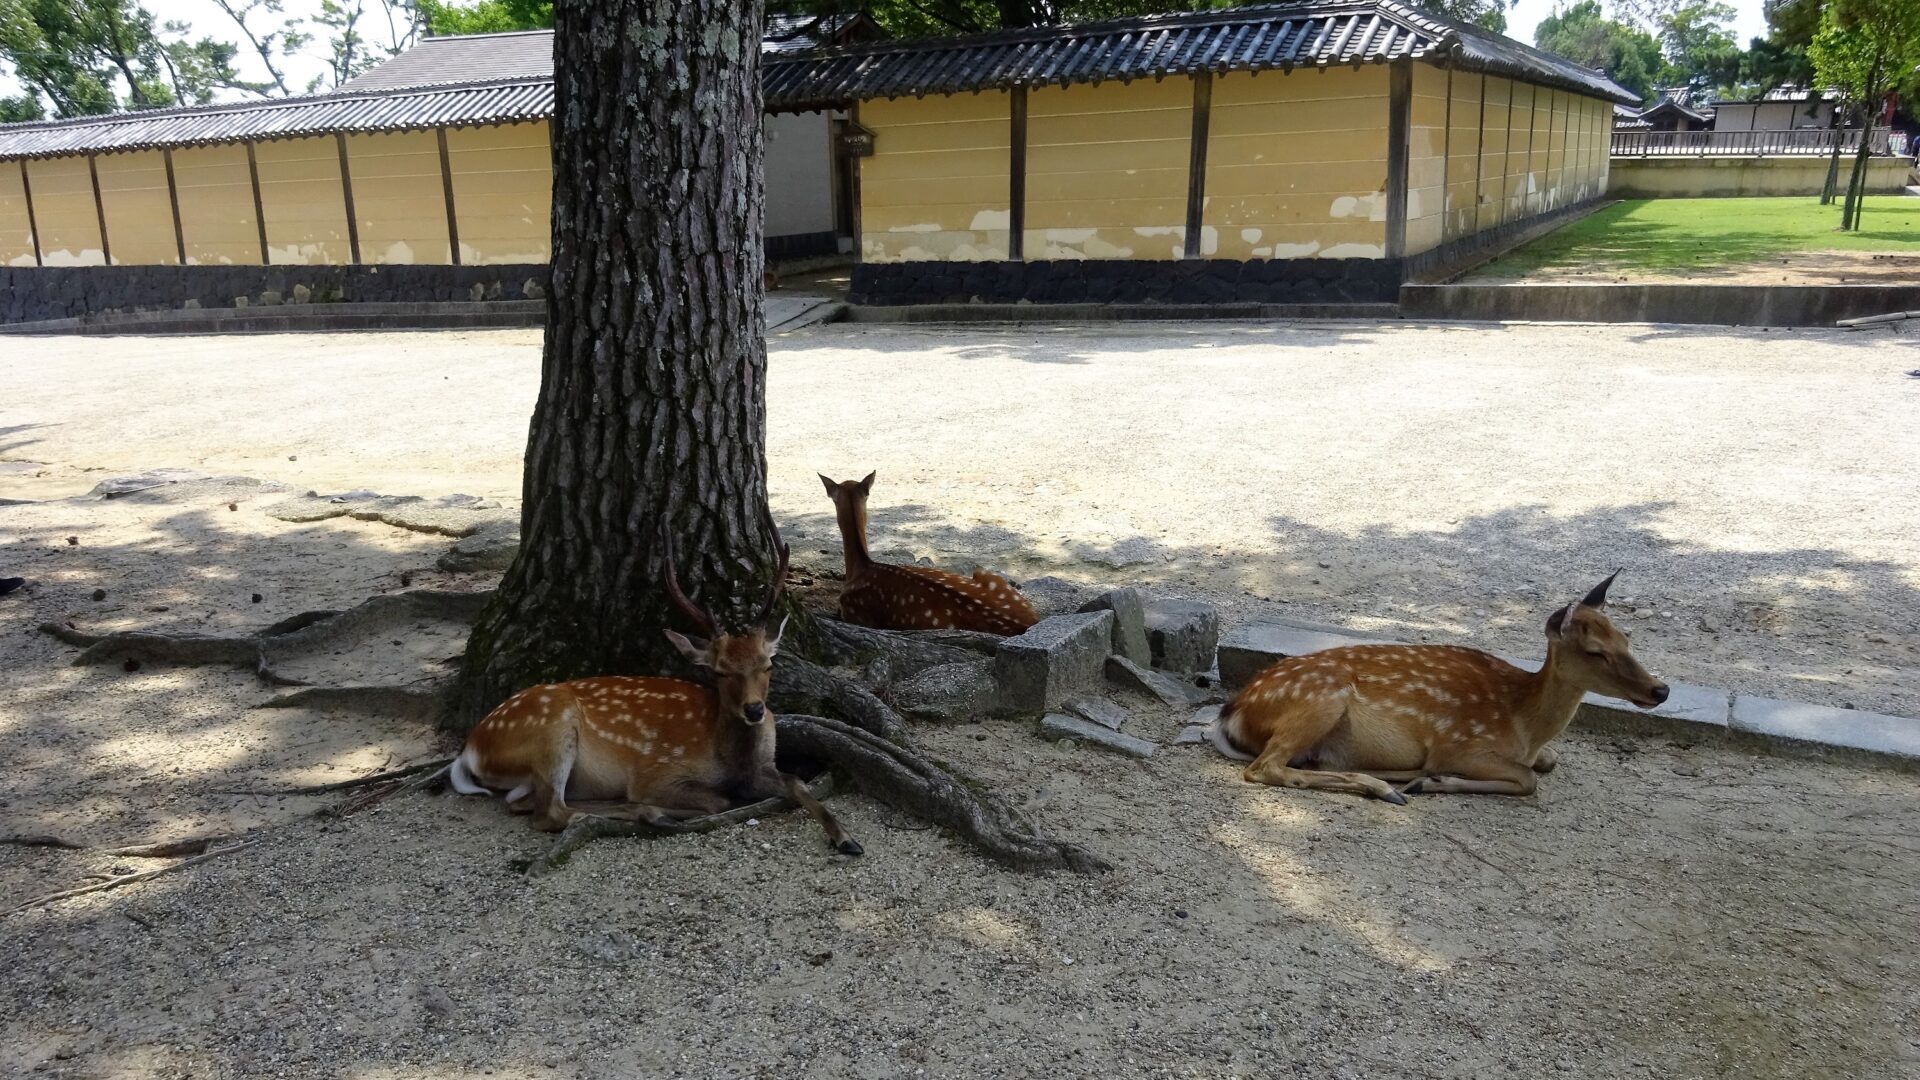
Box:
[1820,112,1845,204]
[453,0,769,729]
[1840,76,1883,231]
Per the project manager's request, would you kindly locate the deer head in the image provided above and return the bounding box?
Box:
[1545,572,1670,709]
[660,505,791,727]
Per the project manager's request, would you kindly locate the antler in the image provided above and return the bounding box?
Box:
[658,519,719,638]
[756,501,790,627]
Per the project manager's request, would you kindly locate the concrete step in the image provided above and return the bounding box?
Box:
[0,300,546,335]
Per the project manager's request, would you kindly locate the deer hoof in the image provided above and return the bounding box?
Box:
[1397,778,1427,798]
[836,838,865,856]
[1379,786,1410,805]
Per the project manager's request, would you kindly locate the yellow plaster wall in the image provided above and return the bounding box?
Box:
[860,92,1011,262]
[1024,78,1191,260]
[94,151,177,265]
[24,157,103,266]
[1476,75,1512,233]
[1404,63,1449,255]
[444,122,551,265]
[1204,67,1389,260]
[254,136,351,265]
[1,163,38,266]
[345,131,451,265]
[172,144,260,265]
[1441,68,1484,243]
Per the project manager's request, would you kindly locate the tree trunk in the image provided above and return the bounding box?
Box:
[1820,116,1844,204]
[453,0,769,730]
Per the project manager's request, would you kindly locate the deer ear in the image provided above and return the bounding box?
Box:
[1546,605,1576,639]
[663,629,711,666]
[818,473,838,497]
[766,615,787,656]
[858,471,876,492]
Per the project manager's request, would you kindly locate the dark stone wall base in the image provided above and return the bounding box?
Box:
[849,258,1404,306]
[1,264,551,325]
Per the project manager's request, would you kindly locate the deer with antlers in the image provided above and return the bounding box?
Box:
[450,509,861,854]
[1213,573,1668,802]
[819,471,1040,635]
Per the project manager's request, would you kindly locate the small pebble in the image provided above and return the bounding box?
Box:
[251,593,263,603]
[91,588,107,601]
[65,536,78,546]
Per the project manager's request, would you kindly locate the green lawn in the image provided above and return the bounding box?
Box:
[1476,196,1920,278]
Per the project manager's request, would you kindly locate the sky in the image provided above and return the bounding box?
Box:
[2,0,1776,111]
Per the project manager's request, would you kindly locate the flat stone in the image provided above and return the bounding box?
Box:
[1174,725,1211,745]
[1217,621,1388,689]
[89,468,211,497]
[437,524,520,573]
[1041,713,1156,758]
[893,659,999,722]
[1106,655,1211,707]
[995,611,1113,714]
[1079,587,1151,665]
[1063,696,1129,731]
[1730,695,1920,767]
[1143,598,1219,673]
[1018,575,1099,618]
[1189,703,1222,727]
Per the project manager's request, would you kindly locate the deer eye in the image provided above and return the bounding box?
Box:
[1583,648,1607,658]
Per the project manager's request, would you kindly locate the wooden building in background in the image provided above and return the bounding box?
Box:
[765,0,1637,304]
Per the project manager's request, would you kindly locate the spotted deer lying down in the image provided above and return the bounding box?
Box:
[450,512,861,854]
[820,471,1040,635]
[1214,573,1669,803]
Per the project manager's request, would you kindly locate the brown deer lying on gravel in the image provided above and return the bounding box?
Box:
[451,511,860,854]
[1214,573,1669,802]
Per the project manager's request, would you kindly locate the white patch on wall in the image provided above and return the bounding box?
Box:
[1329,194,1387,221]
[1251,246,1272,258]
[888,223,943,233]
[39,248,104,267]
[969,209,1011,231]
[1330,196,1361,218]
[1322,243,1385,258]
[1133,226,1180,237]
[1270,242,1321,258]
[1079,235,1133,258]
[1199,226,1218,257]
[1240,228,1262,244]
[8,253,38,267]
[380,241,416,265]
[1044,228,1097,244]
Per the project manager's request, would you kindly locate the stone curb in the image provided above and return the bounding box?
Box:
[1213,619,1920,774]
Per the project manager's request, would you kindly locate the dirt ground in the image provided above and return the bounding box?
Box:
[1482,248,1920,285]
[3,321,1919,1078]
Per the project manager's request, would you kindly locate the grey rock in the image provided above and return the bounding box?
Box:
[233,295,248,308]
[259,290,283,306]
[995,611,1113,714]
[1144,598,1219,673]
[291,284,312,304]
[1012,575,1097,618]
[470,283,486,302]
[437,525,521,573]
[1063,697,1129,731]
[1217,621,1389,689]
[1079,587,1151,665]
[523,278,545,300]
[1106,655,1212,707]
[893,659,999,722]
[1041,713,1156,758]
[1189,703,1222,727]
[1174,725,1211,745]
[89,468,210,497]
[181,298,200,310]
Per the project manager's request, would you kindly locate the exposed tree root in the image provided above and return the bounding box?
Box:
[4,841,259,917]
[255,683,453,720]
[325,759,455,817]
[773,655,915,743]
[208,758,451,797]
[815,617,997,675]
[526,775,842,876]
[104,837,232,858]
[778,714,1109,874]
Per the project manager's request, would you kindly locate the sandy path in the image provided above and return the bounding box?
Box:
[2,323,1918,1077]
[4,320,1915,713]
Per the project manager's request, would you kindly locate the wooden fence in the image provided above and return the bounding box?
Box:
[1611,127,1894,157]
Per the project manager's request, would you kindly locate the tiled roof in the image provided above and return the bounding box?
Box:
[0,13,880,161]
[762,0,1640,109]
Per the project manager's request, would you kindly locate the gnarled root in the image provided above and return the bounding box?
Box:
[814,617,999,675]
[772,655,915,742]
[527,776,842,876]
[778,713,1109,874]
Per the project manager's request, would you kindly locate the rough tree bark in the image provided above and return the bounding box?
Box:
[454,0,773,728]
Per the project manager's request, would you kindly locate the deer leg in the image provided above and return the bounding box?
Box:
[776,770,863,856]
[1530,745,1560,774]
[1244,742,1409,805]
[530,727,581,832]
[1402,754,1539,797]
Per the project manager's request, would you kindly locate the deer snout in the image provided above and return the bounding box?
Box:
[1648,683,1670,706]
[743,702,768,724]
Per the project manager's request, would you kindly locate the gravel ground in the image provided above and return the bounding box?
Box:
[2,320,1918,1078]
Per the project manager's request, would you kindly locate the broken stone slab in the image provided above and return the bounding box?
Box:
[893,659,1000,723]
[436,524,521,573]
[1217,621,1392,689]
[1106,655,1212,708]
[1063,696,1129,731]
[1144,599,1219,673]
[1079,587,1151,666]
[1190,703,1222,727]
[269,491,516,539]
[1729,695,1920,769]
[1041,713,1156,758]
[995,611,1113,714]
[89,468,214,497]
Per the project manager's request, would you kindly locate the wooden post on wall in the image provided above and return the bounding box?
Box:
[335,133,362,264]
[1522,84,1539,218]
[1499,77,1516,227]
[19,161,42,266]
[86,153,111,265]
[1438,65,1453,243]
[1541,89,1556,210]
[163,149,186,265]
[436,127,462,265]
[1008,86,1027,261]
[1385,58,1412,260]
[1183,72,1212,259]
[245,141,270,265]
[1472,70,1487,235]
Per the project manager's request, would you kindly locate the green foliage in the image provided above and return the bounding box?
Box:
[1534,0,1663,102]
[0,92,44,120]
[416,0,551,34]
[1475,197,1920,278]
[1809,0,1920,102]
[1653,0,1743,91]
